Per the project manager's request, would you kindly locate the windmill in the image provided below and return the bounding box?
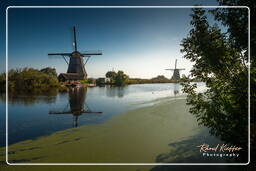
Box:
[165,59,185,81]
[48,26,102,81]
[49,87,102,127]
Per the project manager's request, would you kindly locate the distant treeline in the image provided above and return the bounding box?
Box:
[0,67,191,94]
[128,75,181,84]
[102,71,183,86]
[0,67,67,93]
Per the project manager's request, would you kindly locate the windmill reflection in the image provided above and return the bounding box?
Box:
[173,83,179,97]
[49,87,102,127]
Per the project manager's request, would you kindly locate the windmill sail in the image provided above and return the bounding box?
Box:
[165,59,185,81]
[48,26,103,81]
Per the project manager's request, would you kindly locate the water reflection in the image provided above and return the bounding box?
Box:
[173,83,180,97]
[0,89,58,106]
[49,87,102,127]
[105,83,182,99]
[1,83,206,146]
[105,86,126,98]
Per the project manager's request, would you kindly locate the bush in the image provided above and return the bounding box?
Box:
[114,71,129,86]
[0,67,60,93]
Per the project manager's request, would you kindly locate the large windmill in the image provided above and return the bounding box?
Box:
[49,87,102,127]
[48,26,102,81]
[165,59,185,81]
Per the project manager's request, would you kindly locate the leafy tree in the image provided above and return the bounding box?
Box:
[211,0,256,126]
[180,6,250,160]
[40,67,58,77]
[0,67,60,93]
[0,73,6,93]
[104,70,129,86]
[105,71,117,84]
[114,71,129,86]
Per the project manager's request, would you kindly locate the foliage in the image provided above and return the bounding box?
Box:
[80,80,89,84]
[87,78,96,84]
[127,76,184,84]
[40,67,58,77]
[114,71,129,86]
[105,71,116,79]
[0,73,6,93]
[103,70,129,86]
[151,75,168,81]
[79,78,96,85]
[0,67,60,93]
[96,78,108,85]
[105,71,117,84]
[180,6,249,154]
[104,72,184,85]
[212,0,256,125]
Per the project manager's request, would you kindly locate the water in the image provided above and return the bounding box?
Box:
[0,83,205,146]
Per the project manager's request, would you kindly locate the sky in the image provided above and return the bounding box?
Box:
[1,0,220,79]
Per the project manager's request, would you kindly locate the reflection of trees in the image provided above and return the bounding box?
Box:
[49,87,102,127]
[105,86,126,98]
[0,88,58,106]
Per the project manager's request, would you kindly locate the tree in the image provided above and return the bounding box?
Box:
[40,67,58,77]
[105,71,117,84]
[211,0,256,128]
[2,67,60,93]
[0,72,6,93]
[180,7,250,161]
[114,71,129,86]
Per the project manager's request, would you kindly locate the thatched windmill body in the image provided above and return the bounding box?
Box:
[48,27,102,81]
[165,59,185,81]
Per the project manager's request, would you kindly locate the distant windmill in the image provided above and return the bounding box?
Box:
[49,87,102,127]
[165,59,185,81]
[48,26,102,81]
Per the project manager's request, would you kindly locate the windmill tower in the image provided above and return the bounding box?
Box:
[48,26,102,81]
[165,59,185,81]
[49,87,102,127]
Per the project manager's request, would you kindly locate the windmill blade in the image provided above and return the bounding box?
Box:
[177,68,186,70]
[48,55,64,59]
[81,111,103,114]
[84,56,91,65]
[48,53,70,65]
[81,50,103,56]
[48,53,71,56]
[83,104,102,114]
[165,69,175,71]
[81,53,102,56]
[81,50,102,53]
[49,111,72,114]
[73,26,78,51]
[48,55,69,65]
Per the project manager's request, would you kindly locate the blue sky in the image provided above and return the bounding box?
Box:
[1,0,220,79]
